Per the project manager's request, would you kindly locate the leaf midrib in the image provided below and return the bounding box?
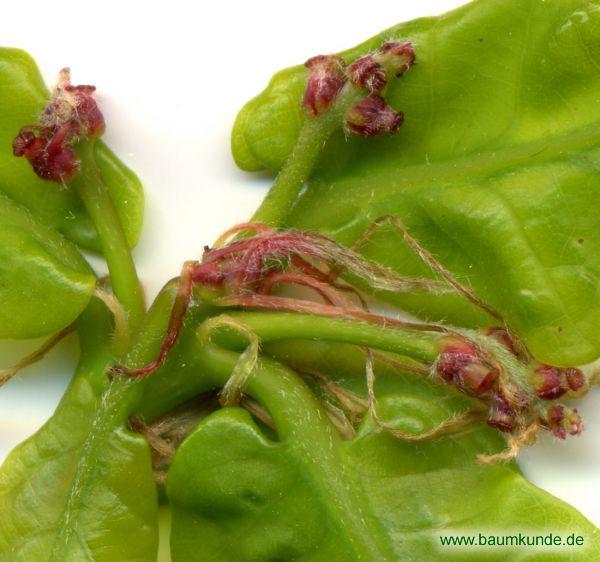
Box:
[331,121,600,189]
[48,377,133,562]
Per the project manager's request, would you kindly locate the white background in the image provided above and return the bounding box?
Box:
[0,0,598,538]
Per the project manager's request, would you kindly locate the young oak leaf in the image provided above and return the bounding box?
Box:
[0,192,95,339]
[167,362,600,561]
[231,0,600,366]
[0,299,158,562]
[110,302,598,559]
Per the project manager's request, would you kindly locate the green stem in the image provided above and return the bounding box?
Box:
[203,311,441,363]
[122,279,179,366]
[74,140,145,332]
[251,86,362,226]
[177,343,397,560]
[136,307,442,422]
[199,345,333,441]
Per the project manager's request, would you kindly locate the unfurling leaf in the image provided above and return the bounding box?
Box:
[0,300,158,561]
[232,0,600,366]
[0,193,95,338]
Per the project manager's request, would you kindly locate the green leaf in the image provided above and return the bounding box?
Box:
[0,193,95,338]
[0,47,144,252]
[0,299,158,562]
[167,348,599,561]
[232,0,600,366]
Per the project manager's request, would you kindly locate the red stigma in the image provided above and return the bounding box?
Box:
[13,125,79,183]
[533,365,587,400]
[545,405,583,439]
[302,55,346,116]
[435,338,498,396]
[487,390,516,432]
[13,68,105,184]
[345,95,404,137]
[348,55,387,93]
[378,41,416,76]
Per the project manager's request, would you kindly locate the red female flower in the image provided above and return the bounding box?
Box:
[345,95,404,137]
[545,405,583,439]
[435,338,498,396]
[302,55,346,116]
[348,41,415,93]
[13,68,105,183]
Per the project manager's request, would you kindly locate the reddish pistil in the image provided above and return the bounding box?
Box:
[545,404,583,439]
[487,390,516,432]
[533,364,586,400]
[13,124,79,182]
[347,55,387,93]
[302,55,346,116]
[347,41,415,94]
[13,68,105,184]
[345,95,403,137]
[435,338,498,396]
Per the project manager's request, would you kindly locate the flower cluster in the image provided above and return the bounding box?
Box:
[13,68,104,183]
[435,331,586,440]
[109,213,588,450]
[302,41,415,137]
[435,337,524,434]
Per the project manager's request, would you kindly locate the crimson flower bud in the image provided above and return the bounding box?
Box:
[302,55,346,116]
[65,84,105,138]
[13,68,105,183]
[533,365,567,400]
[345,95,404,137]
[347,55,387,93]
[532,365,587,400]
[40,68,105,139]
[487,390,515,432]
[545,404,583,439]
[377,41,416,77]
[435,338,498,396]
[564,367,585,392]
[348,41,415,94]
[13,125,79,183]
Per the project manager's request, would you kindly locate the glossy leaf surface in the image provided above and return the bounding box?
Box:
[0,301,158,561]
[232,0,600,366]
[0,193,95,338]
[168,341,600,561]
[0,47,144,252]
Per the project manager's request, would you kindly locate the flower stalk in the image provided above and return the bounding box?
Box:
[74,141,145,331]
[13,69,145,332]
[252,41,416,226]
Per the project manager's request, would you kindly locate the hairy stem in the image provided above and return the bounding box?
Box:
[202,311,441,363]
[0,324,76,386]
[74,140,145,331]
[251,86,361,226]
